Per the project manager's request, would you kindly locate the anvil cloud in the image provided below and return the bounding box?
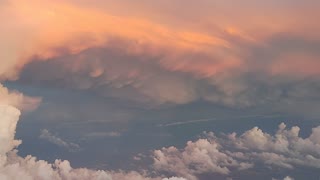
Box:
[1,0,320,107]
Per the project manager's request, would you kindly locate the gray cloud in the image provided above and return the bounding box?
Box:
[14,31,320,119]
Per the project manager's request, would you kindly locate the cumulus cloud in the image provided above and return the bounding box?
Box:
[153,123,320,180]
[0,77,184,179]
[39,129,81,152]
[0,105,22,156]
[0,84,41,112]
[0,103,186,180]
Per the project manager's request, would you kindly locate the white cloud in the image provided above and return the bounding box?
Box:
[283,176,294,180]
[0,105,21,156]
[153,139,252,180]
[0,83,41,112]
[153,123,320,180]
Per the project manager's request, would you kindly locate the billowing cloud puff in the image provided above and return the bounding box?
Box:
[153,123,320,180]
[0,105,22,156]
[0,84,41,112]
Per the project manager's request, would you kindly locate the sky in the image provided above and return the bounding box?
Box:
[1,0,320,179]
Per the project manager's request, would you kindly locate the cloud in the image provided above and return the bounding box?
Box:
[16,35,320,110]
[0,103,186,180]
[39,129,81,152]
[84,131,122,138]
[283,176,294,180]
[273,176,295,180]
[2,0,320,110]
[3,1,320,179]
[0,0,229,80]
[0,84,41,112]
[0,105,22,156]
[153,123,320,180]
[157,118,216,127]
[0,78,184,180]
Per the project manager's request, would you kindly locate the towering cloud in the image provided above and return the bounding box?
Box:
[0,84,41,112]
[0,105,21,156]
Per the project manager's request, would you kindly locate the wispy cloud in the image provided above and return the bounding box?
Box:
[39,129,81,152]
[157,118,216,127]
[158,114,285,127]
[84,131,122,138]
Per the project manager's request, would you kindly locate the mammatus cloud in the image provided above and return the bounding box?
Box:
[2,0,320,109]
[153,123,320,180]
[40,129,81,152]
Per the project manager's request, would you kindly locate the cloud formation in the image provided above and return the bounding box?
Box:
[7,77,314,180]
[0,72,183,179]
[153,123,320,180]
[2,1,319,179]
[0,103,186,180]
[2,0,320,110]
[84,131,122,138]
[0,84,41,112]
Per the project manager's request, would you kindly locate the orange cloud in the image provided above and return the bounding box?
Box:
[2,0,320,107]
[3,0,320,80]
[6,0,228,59]
[271,53,320,77]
